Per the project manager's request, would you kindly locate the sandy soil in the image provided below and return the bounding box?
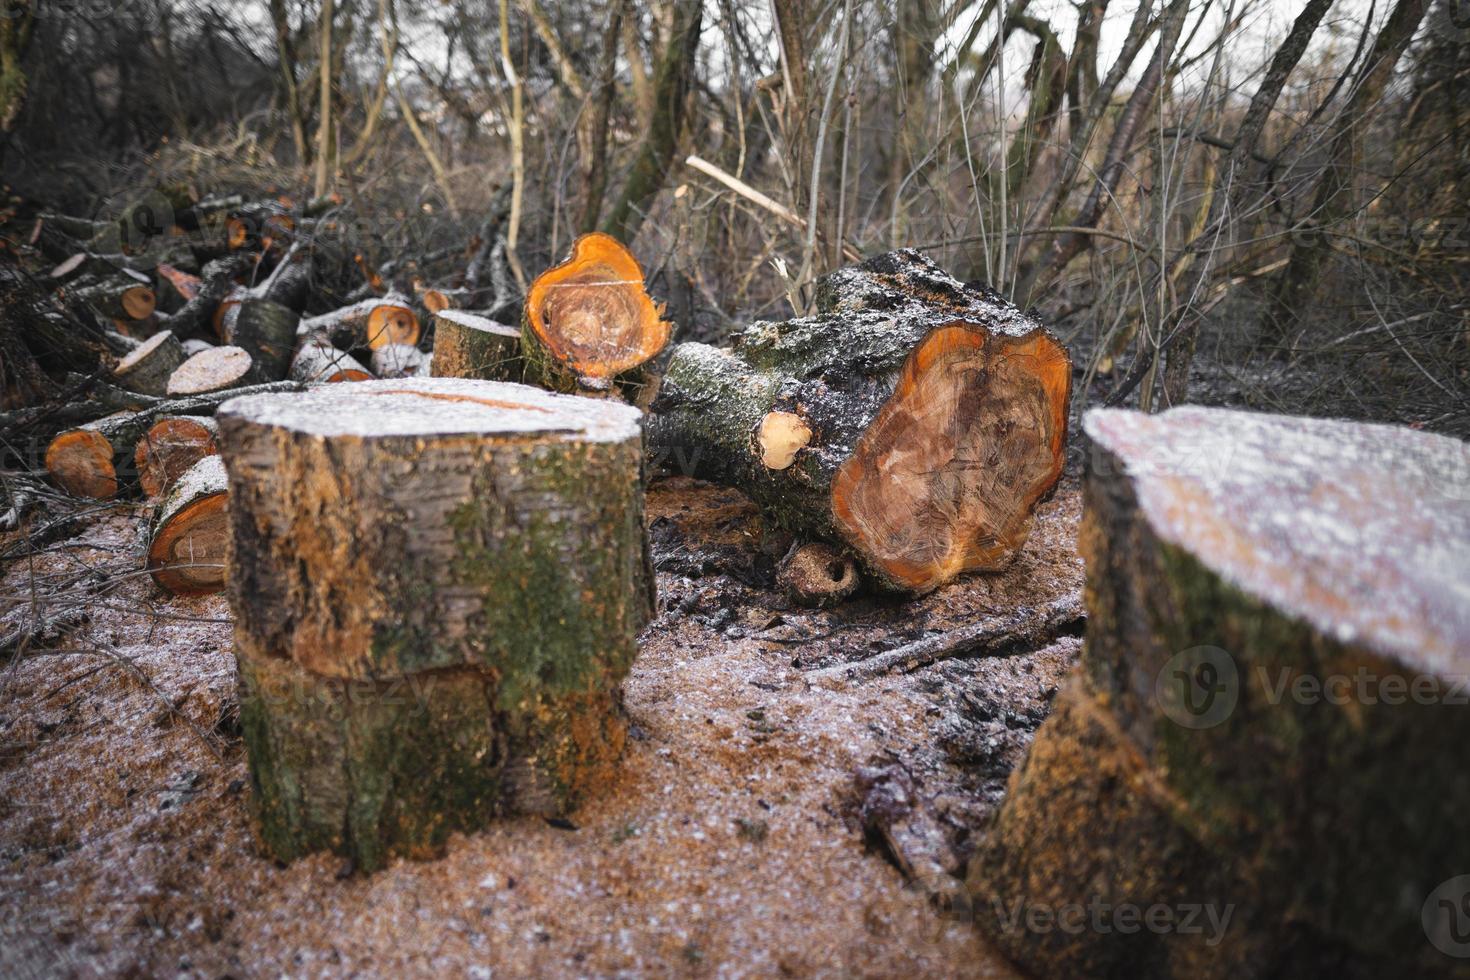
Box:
[0,477,1083,978]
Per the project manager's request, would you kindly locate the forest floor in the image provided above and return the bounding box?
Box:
[0,475,1084,978]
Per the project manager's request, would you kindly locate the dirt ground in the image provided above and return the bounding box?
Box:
[0,475,1083,978]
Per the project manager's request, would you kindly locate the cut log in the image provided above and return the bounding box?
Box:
[297,294,420,351]
[63,271,156,321]
[41,382,301,498]
[164,254,253,341]
[369,343,429,379]
[167,346,255,396]
[521,232,669,392]
[420,286,469,314]
[113,329,185,397]
[180,338,216,358]
[429,310,521,382]
[648,249,1071,594]
[147,455,230,595]
[227,299,298,381]
[156,263,201,308]
[134,415,220,497]
[218,377,654,870]
[289,334,373,383]
[968,406,1470,978]
[212,284,247,339]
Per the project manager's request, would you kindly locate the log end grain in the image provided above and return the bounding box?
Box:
[168,346,254,396]
[147,455,230,594]
[44,428,117,499]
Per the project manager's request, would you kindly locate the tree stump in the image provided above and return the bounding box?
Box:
[521,232,669,394]
[431,310,521,382]
[968,406,1470,978]
[648,249,1071,594]
[112,329,185,397]
[217,377,654,871]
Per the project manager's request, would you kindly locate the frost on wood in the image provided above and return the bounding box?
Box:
[430,310,521,382]
[147,454,229,595]
[968,406,1470,978]
[648,249,1071,594]
[217,377,654,870]
[167,345,254,396]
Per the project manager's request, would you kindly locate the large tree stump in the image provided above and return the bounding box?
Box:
[521,232,669,394]
[968,406,1470,978]
[217,377,654,871]
[648,249,1071,594]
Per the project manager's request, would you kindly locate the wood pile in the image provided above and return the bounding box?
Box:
[9,194,1076,612]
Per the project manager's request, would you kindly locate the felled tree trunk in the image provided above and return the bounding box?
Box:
[218,377,654,871]
[649,249,1071,594]
[298,293,420,351]
[134,415,219,497]
[289,334,372,383]
[369,343,429,379]
[63,272,156,321]
[968,406,1470,978]
[521,233,669,394]
[112,330,185,397]
[430,310,521,382]
[227,299,298,381]
[147,455,230,594]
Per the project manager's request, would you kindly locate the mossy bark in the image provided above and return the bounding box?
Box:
[430,311,520,382]
[647,249,1071,593]
[968,406,1470,978]
[218,378,654,870]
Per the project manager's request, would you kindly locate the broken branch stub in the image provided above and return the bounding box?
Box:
[648,249,1071,594]
[217,377,655,871]
[969,407,1470,977]
[521,232,670,393]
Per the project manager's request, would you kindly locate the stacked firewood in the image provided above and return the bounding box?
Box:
[8,190,1074,606]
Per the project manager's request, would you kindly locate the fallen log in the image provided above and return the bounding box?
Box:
[61,270,156,322]
[649,249,1071,594]
[112,329,185,396]
[41,381,300,498]
[49,252,122,284]
[164,254,253,341]
[167,346,255,396]
[219,377,654,870]
[289,335,373,383]
[429,310,521,381]
[147,455,230,595]
[134,415,219,497]
[297,293,420,351]
[968,406,1470,977]
[521,232,669,393]
[227,299,298,381]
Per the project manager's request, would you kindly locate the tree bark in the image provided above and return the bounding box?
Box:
[648,249,1071,594]
[218,377,654,870]
[297,294,420,351]
[428,311,520,382]
[113,329,185,397]
[969,405,1470,977]
[289,334,373,382]
[601,0,702,241]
